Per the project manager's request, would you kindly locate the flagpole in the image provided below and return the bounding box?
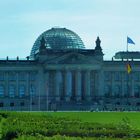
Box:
[126,36,135,106]
[127,37,128,52]
[126,37,129,105]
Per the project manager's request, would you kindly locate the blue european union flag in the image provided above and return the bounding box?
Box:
[127,37,135,45]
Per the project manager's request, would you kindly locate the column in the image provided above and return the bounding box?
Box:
[98,70,104,97]
[45,72,49,110]
[38,68,45,110]
[25,72,29,97]
[16,72,19,97]
[75,70,81,101]
[131,74,134,97]
[94,72,98,97]
[121,72,125,97]
[55,71,62,101]
[85,70,91,101]
[5,72,9,97]
[25,71,29,110]
[38,69,45,96]
[45,72,49,97]
[65,71,72,101]
[111,72,115,97]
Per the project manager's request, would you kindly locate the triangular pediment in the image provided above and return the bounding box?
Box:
[46,52,100,64]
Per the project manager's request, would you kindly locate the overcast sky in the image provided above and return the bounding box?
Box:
[0,0,139,59]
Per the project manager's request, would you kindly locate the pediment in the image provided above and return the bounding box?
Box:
[46,53,100,64]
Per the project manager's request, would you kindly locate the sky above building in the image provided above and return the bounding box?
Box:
[0,0,139,60]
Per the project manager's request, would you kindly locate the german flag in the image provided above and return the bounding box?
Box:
[126,62,131,74]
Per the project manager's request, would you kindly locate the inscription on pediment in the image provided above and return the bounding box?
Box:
[46,53,100,64]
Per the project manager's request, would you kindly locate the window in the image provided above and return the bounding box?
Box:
[104,85,111,97]
[124,84,130,97]
[9,73,16,81]
[126,102,131,106]
[20,102,24,106]
[114,72,121,81]
[136,102,140,106]
[19,72,26,81]
[134,85,140,97]
[104,72,111,81]
[116,102,120,105]
[30,85,36,96]
[124,73,129,81]
[19,85,25,98]
[114,85,121,97]
[29,72,36,81]
[9,85,15,98]
[0,102,3,107]
[0,85,4,97]
[10,102,14,107]
[32,102,35,105]
[0,73,4,81]
[134,72,140,81]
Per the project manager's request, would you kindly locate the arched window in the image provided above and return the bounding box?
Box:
[0,85,4,97]
[19,85,25,98]
[9,85,15,98]
[30,85,36,96]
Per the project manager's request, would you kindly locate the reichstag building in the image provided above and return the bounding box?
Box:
[0,27,140,111]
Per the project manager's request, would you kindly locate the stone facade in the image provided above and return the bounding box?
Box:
[0,28,140,111]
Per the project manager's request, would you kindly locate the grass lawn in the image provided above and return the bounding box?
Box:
[1,111,140,139]
[43,111,140,129]
[3,111,140,128]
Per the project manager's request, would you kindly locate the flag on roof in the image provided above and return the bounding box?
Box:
[127,37,135,45]
[126,63,132,74]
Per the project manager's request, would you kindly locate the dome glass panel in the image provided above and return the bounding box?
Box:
[30,28,85,58]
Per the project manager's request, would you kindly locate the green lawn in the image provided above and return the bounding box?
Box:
[1,111,140,139]
[3,111,140,128]
[43,111,140,129]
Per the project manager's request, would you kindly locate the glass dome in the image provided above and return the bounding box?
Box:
[30,27,85,58]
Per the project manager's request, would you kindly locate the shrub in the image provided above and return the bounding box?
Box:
[1,112,140,140]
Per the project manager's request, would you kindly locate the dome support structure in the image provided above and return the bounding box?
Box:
[39,37,46,53]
